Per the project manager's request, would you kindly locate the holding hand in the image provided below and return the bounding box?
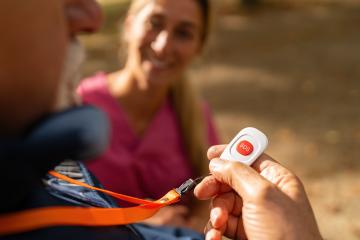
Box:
[194,145,323,240]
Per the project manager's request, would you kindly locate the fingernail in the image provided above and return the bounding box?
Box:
[205,233,211,240]
[207,146,217,158]
[209,159,222,172]
[209,146,217,153]
[210,208,219,220]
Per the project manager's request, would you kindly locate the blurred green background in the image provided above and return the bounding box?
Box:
[80,0,360,239]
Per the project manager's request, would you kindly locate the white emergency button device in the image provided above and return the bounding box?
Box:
[220,127,268,166]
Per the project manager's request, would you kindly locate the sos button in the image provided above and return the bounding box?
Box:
[236,140,253,156]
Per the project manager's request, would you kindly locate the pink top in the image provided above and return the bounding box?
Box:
[77,72,219,201]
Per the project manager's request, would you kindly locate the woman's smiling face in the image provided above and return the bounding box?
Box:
[125,0,204,86]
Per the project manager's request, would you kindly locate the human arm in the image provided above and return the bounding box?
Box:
[194,144,323,240]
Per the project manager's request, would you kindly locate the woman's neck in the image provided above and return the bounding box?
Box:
[107,69,170,136]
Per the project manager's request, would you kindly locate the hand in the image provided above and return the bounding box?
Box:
[143,205,189,227]
[194,145,323,240]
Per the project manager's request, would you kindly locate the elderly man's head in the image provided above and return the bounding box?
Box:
[0,0,102,136]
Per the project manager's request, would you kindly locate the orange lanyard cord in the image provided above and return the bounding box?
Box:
[0,171,183,236]
[48,170,160,206]
[0,189,180,236]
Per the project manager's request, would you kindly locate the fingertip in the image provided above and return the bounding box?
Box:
[207,145,226,159]
[206,229,222,240]
[210,207,227,229]
[209,158,226,173]
[207,146,216,159]
[194,176,219,200]
[193,186,204,200]
[193,181,208,200]
[210,207,220,227]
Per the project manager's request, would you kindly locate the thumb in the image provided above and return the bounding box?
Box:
[209,158,270,200]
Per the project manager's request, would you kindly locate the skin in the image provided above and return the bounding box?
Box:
[0,0,102,136]
[107,0,203,136]
[194,145,323,240]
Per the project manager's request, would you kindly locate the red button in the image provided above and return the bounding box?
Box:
[236,140,253,156]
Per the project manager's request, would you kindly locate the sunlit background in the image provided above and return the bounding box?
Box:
[81,0,360,239]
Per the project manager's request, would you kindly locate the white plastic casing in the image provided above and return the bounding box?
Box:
[220,127,268,166]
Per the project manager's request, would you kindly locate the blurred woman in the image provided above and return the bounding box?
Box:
[77,0,218,229]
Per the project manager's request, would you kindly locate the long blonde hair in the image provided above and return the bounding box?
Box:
[171,76,209,175]
[124,0,212,176]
